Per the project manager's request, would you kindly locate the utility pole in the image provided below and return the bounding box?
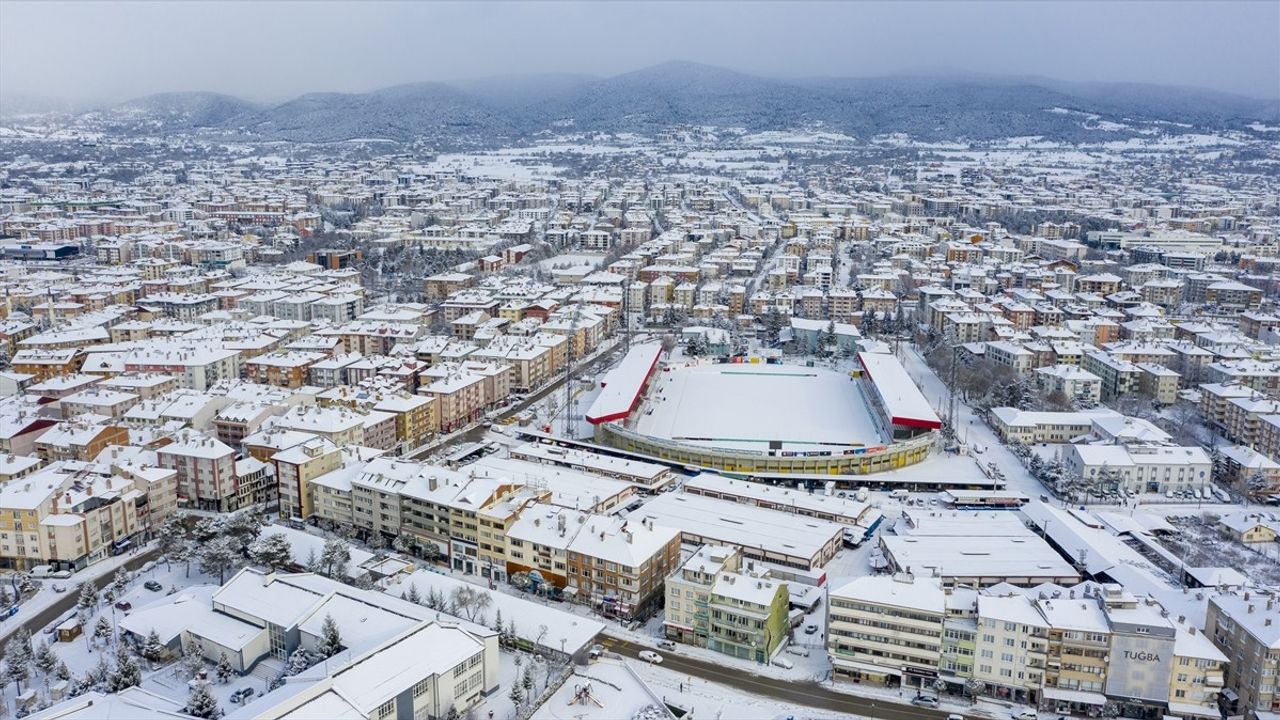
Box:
[563,300,584,438]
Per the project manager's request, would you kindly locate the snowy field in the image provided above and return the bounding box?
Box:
[632,363,885,451]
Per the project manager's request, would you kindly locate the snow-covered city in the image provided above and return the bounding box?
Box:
[0,2,1277,720]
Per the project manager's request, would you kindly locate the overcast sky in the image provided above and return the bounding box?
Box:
[2,0,1277,107]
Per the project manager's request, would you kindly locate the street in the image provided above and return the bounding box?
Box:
[601,634,959,720]
[1,546,162,644]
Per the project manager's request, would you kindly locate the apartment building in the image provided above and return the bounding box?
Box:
[1205,592,1280,716]
[155,433,240,511]
[664,545,790,663]
[975,594,1049,706]
[1082,350,1143,402]
[827,574,946,687]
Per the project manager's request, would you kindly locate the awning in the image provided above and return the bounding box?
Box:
[1043,687,1108,706]
[1166,702,1222,719]
[663,621,694,632]
[832,658,902,677]
[561,586,578,597]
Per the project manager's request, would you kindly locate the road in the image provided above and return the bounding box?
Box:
[601,634,958,720]
[2,546,162,642]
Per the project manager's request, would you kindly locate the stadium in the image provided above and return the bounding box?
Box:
[586,343,941,476]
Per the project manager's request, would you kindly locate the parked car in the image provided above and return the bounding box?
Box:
[785,645,809,658]
[140,561,156,573]
[50,570,71,579]
[114,600,132,611]
[51,584,66,594]
[1012,711,1037,720]
[588,644,603,660]
[912,696,940,708]
[657,640,677,651]
[803,624,818,635]
[144,580,163,592]
[638,650,663,664]
[948,715,966,720]
[771,657,794,669]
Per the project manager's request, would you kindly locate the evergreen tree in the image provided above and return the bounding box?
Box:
[285,648,313,676]
[17,574,35,597]
[406,582,422,605]
[216,652,233,683]
[186,682,222,719]
[76,582,97,614]
[319,613,343,658]
[507,682,524,708]
[521,665,534,697]
[33,640,58,683]
[249,533,294,572]
[55,660,71,682]
[183,639,205,678]
[3,634,32,691]
[110,569,129,599]
[320,538,351,578]
[198,536,240,584]
[141,629,167,663]
[94,616,113,647]
[109,644,141,691]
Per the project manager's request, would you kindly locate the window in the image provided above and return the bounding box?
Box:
[413,678,431,698]
[376,700,395,719]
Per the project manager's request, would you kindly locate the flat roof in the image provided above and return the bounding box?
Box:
[858,352,942,429]
[881,535,1079,583]
[634,492,842,566]
[586,342,663,424]
[685,473,875,526]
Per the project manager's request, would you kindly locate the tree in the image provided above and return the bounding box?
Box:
[199,536,240,584]
[183,639,205,678]
[449,586,492,622]
[94,616,113,647]
[4,634,31,691]
[405,582,422,605]
[507,682,524,709]
[319,613,343,658]
[141,630,167,664]
[33,640,58,684]
[320,538,351,578]
[1244,469,1272,502]
[186,682,222,719]
[76,581,98,614]
[216,652,233,683]
[157,513,188,569]
[110,569,129,599]
[109,644,141,691]
[17,574,35,598]
[285,648,314,676]
[249,533,294,572]
[521,665,534,697]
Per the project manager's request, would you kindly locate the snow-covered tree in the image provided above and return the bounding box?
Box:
[157,513,188,569]
[449,585,492,621]
[319,613,343,658]
[320,538,351,578]
[108,644,141,691]
[93,616,113,647]
[405,582,422,605]
[4,633,32,691]
[304,547,322,574]
[33,640,58,683]
[285,648,313,676]
[76,582,97,614]
[249,533,294,572]
[199,536,241,584]
[17,574,35,598]
[141,629,167,664]
[55,660,71,682]
[186,682,222,719]
[183,639,205,678]
[216,652,233,683]
[521,665,534,697]
[110,569,129,599]
[507,682,524,708]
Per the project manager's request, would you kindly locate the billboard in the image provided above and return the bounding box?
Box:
[1105,633,1175,702]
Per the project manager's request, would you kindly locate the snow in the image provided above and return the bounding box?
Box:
[585,342,662,424]
[632,362,885,452]
[531,658,666,720]
[858,352,942,429]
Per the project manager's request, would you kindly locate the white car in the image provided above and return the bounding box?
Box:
[638,650,663,665]
[771,657,794,669]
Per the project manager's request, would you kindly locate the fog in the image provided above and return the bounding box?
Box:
[1,0,1277,108]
